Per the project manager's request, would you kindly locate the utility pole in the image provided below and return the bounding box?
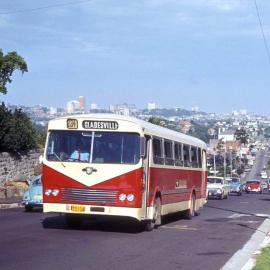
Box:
[224,141,227,179]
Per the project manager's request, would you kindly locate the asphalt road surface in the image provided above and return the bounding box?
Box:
[1,191,270,270]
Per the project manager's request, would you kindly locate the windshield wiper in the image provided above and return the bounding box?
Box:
[53,152,66,168]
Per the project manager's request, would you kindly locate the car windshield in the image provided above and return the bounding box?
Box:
[207,178,223,184]
[247,181,259,184]
[46,130,141,165]
[231,178,240,183]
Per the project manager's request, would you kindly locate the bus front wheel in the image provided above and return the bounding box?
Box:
[144,197,162,231]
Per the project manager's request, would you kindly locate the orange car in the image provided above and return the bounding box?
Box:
[245,180,262,194]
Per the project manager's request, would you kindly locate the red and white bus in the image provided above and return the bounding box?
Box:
[42,114,207,230]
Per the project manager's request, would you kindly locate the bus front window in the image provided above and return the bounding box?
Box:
[46,131,140,165]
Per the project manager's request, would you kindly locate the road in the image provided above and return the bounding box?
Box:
[246,147,270,180]
[1,191,270,270]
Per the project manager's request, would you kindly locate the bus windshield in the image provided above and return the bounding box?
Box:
[46,131,140,165]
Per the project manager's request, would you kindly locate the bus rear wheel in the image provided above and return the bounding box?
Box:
[184,193,196,220]
[144,197,161,231]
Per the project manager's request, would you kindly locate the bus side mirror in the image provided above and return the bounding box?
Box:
[39,155,43,164]
[140,137,146,157]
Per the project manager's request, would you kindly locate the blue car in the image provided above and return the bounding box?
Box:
[22,175,43,211]
[227,177,242,196]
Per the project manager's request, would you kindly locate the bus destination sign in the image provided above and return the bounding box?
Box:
[82,120,119,130]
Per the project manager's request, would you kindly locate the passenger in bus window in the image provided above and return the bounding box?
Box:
[70,141,89,162]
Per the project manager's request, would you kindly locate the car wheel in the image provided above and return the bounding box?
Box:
[25,205,33,212]
[144,197,162,231]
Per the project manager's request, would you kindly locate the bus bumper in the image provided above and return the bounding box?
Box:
[43,203,145,221]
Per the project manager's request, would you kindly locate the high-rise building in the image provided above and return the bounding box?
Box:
[78,96,86,110]
[90,103,98,110]
[148,103,157,111]
[66,100,80,114]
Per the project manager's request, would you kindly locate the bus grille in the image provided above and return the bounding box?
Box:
[61,188,118,204]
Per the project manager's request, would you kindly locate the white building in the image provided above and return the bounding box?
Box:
[66,100,80,114]
[218,130,236,142]
[148,102,157,111]
[90,103,98,110]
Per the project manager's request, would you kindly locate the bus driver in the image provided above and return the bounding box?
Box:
[70,141,89,162]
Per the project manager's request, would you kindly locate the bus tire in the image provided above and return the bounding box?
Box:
[66,214,82,228]
[184,193,196,220]
[144,197,162,231]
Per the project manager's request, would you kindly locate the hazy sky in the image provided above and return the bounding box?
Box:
[1,0,270,114]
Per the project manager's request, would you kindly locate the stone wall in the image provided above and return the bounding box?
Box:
[0,150,43,198]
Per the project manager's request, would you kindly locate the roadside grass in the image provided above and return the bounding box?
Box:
[253,246,270,270]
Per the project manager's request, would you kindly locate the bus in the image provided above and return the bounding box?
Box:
[42,114,207,231]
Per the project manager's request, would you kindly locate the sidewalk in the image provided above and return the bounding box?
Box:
[0,196,23,209]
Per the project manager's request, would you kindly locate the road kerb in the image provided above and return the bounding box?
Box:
[221,217,270,270]
[0,203,23,209]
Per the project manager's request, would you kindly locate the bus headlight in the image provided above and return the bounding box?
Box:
[52,189,59,197]
[127,194,135,202]
[45,189,52,196]
[119,194,126,201]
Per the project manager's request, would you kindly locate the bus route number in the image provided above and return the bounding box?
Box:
[67,119,78,129]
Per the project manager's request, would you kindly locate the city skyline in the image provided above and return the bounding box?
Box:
[1,1,270,114]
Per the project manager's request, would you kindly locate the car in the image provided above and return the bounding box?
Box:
[22,174,43,211]
[245,180,262,194]
[268,179,270,192]
[207,176,230,200]
[261,181,268,190]
[260,171,267,179]
[227,177,242,196]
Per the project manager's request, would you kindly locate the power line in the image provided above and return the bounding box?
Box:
[0,0,93,15]
[253,0,270,65]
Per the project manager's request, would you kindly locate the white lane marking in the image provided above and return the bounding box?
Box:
[228,213,251,219]
[161,225,198,231]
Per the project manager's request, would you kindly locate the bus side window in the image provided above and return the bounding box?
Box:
[153,138,164,165]
[191,146,198,168]
[174,143,183,167]
[164,140,174,166]
[183,144,191,167]
[198,148,202,168]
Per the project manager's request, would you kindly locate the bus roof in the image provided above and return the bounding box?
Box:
[49,113,207,149]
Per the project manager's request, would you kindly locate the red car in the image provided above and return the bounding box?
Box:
[245,180,262,194]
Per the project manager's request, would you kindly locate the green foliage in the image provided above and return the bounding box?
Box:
[148,117,166,127]
[0,49,28,95]
[253,246,270,270]
[235,128,249,144]
[0,103,38,153]
[188,121,211,143]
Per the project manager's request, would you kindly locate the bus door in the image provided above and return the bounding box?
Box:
[142,135,151,219]
[201,150,207,197]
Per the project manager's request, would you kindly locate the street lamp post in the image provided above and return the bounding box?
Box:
[230,146,233,177]
[213,148,217,176]
[224,142,227,179]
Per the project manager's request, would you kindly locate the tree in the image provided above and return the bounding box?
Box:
[0,104,38,153]
[0,49,28,95]
[148,117,166,127]
[235,128,249,145]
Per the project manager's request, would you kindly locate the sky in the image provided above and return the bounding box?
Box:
[1,0,270,114]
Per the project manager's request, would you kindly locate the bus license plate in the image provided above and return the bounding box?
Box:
[71,205,85,212]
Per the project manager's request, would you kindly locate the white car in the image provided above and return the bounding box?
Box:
[261,171,267,179]
[207,176,230,200]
